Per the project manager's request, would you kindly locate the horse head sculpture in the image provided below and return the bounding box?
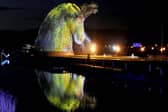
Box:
[35,3,98,56]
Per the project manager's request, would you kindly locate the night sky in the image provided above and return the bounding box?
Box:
[0,0,167,47]
[0,0,128,30]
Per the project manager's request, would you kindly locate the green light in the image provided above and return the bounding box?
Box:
[36,70,85,111]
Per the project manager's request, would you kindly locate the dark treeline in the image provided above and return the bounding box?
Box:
[0,29,38,49]
[0,28,128,49]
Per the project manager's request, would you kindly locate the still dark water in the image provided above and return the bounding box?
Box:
[0,63,167,112]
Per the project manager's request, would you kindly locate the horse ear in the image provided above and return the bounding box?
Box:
[80,3,98,19]
[76,14,84,20]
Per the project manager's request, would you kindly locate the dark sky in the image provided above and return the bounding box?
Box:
[0,0,128,30]
[128,1,168,44]
[0,0,168,45]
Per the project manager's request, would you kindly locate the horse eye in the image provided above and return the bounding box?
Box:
[74,15,79,18]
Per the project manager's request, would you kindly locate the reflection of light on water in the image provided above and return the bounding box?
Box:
[0,90,17,112]
[35,70,96,111]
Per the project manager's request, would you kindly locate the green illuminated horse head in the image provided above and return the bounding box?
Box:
[35,3,98,56]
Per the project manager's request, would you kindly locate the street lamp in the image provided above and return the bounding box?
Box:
[140,47,145,52]
[90,43,96,54]
[161,24,164,55]
[160,47,166,53]
[112,45,121,53]
[87,43,96,60]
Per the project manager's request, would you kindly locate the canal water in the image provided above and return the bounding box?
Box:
[0,62,167,112]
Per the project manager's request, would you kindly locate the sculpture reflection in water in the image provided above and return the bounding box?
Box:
[35,70,96,112]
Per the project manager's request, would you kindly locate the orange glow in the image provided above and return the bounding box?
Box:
[160,47,166,52]
[112,45,121,53]
[140,47,145,52]
[90,43,96,54]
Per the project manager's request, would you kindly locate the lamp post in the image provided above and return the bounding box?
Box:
[161,24,163,55]
[112,45,121,55]
[87,43,96,60]
[90,43,96,55]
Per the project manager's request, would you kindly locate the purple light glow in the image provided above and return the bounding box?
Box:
[0,90,17,112]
